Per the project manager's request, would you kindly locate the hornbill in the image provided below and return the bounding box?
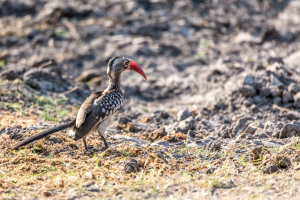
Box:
[12,56,147,150]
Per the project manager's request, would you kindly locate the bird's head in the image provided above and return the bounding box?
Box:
[107,56,147,81]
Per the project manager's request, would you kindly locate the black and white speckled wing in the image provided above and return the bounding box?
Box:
[74,89,123,140]
[76,90,104,128]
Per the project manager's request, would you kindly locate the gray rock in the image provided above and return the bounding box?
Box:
[253,95,262,104]
[293,92,300,108]
[269,86,281,97]
[288,83,300,94]
[282,91,293,104]
[186,130,197,143]
[269,74,284,88]
[23,68,66,92]
[279,121,300,138]
[229,116,263,138]
[261,87,271,97]
[264,121,284,138]
[264,163,279,174]
[151,140,169,147]
[238,85,256,97]
[166,116,195,134]
[177,109,192,121]
[273,96,282,105]
[243,75,255,86]
[205,140,222,151]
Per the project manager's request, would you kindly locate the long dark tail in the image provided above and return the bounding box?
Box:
[12,119,76,149]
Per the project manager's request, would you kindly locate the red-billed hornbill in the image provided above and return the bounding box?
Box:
[12,56,147,150]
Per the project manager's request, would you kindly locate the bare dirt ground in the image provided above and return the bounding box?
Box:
[1,0,300,199]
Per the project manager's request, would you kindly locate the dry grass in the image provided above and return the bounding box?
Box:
[1,112,300,199]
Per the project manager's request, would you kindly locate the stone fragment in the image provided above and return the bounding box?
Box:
[177,109,192,121]
[288,83,300,94]
[205,140,222,151]
[186,130,197,143]
[293,92,300,108]
[238,85,256,97]
[264,163,279,174]
[243,75,255,86]
[273,96,282,105]
[229,116,263,138]
[279,121,300,138]
[282,90,293,104]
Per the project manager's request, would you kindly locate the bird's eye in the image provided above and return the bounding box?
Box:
[124,61,130,67]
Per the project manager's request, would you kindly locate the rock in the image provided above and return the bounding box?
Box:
[269,86,281,97]
[243,75,255,86]
[269,74,284,88]
[282,91,293,104]
[156,111,169,119]
[23,68,67,92]
[264,121,284,138]
[275,155,291,168]
[205,140,222,151]
[165,116,195,134]
[261,87,271,97]
[77,69,102,82]
[279,121,300,138]
[273,96,282,105]
[288,83,300,94]
[151,140,169,147]
[229,116,263,138]
[284,50,300,70]
[186,130,197,143]
[264,163,279,174]
[250,146,263,160]
[253,95,262,104]
[293,92,300,108]
[238,85,256,97]
[177,109,192,121]
[118,116,132,125]
[123,158,139,173]
[0,69,18,80]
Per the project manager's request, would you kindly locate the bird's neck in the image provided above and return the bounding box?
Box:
[104,77,121,93]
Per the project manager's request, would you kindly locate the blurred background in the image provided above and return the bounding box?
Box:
[0,0,300,122]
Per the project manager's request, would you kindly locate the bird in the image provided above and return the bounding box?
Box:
[12,56,147,151]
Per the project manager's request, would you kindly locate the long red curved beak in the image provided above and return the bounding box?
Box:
[129,60,147,80]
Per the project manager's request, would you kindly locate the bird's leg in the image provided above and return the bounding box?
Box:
[82,136,88,151]
[97,131,109,150]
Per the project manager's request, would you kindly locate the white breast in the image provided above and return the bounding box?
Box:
[97,113,115,137]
